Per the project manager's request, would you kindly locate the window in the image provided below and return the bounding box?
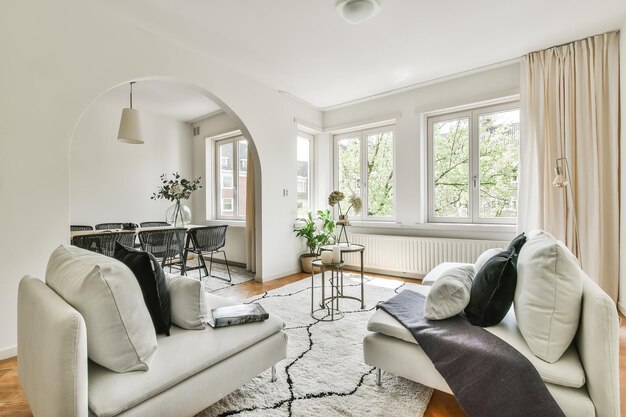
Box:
[334,125,394,220]
[296,132,314,218]
[221,197,233,213]
[215,135,248,220]
[427,102,520,224]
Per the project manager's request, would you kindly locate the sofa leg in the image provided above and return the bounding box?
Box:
[376,368,382,386]
[271,365,277,382]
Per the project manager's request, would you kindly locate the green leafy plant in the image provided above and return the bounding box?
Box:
[294,210,336,255]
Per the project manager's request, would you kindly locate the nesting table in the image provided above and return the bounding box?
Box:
[310,244,366,321]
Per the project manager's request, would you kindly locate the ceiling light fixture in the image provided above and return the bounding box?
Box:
[336,0,381,24]
[117,82,144,144]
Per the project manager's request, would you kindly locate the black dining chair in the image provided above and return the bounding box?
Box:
[184,225,231,282]
[138,228,187,274]
[71,231,135,257]
[70,225,93,231]
[95,223,124,230]
[139,221,171,228]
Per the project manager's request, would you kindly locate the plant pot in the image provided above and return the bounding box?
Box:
[299,253,320,274]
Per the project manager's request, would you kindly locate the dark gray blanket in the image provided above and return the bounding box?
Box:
[377,290,565,417]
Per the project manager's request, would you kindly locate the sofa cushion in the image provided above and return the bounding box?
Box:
[515,230,584,363]
[46,245,157,373]
[165,274,208,330]
[506,233,527,264]
[87,294,285,417]
[368,300,585,389]
[474,248,502,273]
[424,265,474,320]
[422,262,472,286]
[465,248,517,327]
[113,243,171,336]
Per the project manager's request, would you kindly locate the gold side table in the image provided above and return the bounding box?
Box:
[311,259,345,321]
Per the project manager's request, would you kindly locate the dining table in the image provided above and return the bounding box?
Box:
[69,224,204,239]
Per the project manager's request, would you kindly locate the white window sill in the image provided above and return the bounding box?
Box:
[349,221,402,228]
[406,223,517,233]
[205,219,246,227]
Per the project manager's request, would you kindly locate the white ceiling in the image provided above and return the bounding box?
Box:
[95,0,626,109]
[98,80,221,122]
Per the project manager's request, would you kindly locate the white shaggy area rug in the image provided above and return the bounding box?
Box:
[197,274,433,417]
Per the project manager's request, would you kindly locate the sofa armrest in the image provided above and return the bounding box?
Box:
[18,275,88,417]
[575,276,620,417]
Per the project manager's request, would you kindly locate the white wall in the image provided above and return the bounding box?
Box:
[322,63,521,242]
[618,20,626,314]
[71,101,193,225]
[0,0,322,357]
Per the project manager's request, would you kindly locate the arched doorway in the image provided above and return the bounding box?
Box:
[68,77,262,276]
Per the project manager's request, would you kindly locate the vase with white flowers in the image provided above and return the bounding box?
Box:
[327,191,362,245]
[151,172,202,226]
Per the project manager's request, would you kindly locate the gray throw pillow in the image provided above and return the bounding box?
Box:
[424,265,475,320]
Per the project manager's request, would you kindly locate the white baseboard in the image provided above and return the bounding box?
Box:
[618,301,626,317]
[260,267,302,282]
[0,345,17,360]
[343,265,423,280]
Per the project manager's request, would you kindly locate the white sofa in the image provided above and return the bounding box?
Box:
[18,275,287,417]
[363,269,619,417]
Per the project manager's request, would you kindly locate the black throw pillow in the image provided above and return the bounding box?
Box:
[464,248,517,327]
[114,243,171,336]
[506,232,527,265]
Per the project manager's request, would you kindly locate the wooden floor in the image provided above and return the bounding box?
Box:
[2,271,624,417]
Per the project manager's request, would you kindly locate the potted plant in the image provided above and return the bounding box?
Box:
[294,210,336,273]
[151,172,202,226]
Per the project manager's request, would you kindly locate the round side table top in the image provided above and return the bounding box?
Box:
[311,259,345,268]
[319,244,364,253]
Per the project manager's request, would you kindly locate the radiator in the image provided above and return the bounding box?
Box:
[342,234,507,277]
[222,226,246,264]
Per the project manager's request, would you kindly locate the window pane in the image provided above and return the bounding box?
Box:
[432,117,470,218]
[296,136,310,217]
[337,137,361,200]
[237,140,248,217]
[478,109,520,218]
[367,131,393,217]
[219,142,234,217]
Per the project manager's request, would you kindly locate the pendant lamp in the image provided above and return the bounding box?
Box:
[117,82,144,144]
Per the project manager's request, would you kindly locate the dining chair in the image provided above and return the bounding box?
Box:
[138,228,187,274]
[71,231,135,257]
[184,225,231,282]
[139,221,171,227]
[95,223,124,230]
[70,225,93,232]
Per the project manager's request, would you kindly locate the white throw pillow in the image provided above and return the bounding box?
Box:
[424,265,475,320]
[474,248,503,274]
[166,274,208,329]
[422,262,472,286]
[515,231,584,363]
[45,245,157,372]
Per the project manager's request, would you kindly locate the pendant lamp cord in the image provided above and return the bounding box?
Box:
[129,82,135,109]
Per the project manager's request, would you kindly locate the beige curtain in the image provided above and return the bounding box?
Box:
[518,32,620,301]
[245,149,256,273]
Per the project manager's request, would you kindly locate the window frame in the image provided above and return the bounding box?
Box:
[427,100,520,225]
[214,135,247,221]
[333,124,396,221]
[296,131,315,218]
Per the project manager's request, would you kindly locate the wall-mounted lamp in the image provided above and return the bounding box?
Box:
[117,82,144,144]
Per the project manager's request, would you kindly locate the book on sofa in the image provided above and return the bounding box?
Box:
[208,303,269,328]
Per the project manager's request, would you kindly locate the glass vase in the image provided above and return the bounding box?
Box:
[166,202,191,227]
